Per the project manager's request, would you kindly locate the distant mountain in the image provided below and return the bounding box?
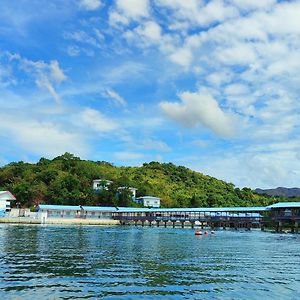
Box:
[255,187,300,197]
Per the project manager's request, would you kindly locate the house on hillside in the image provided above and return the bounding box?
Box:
[118,187,137,200]
[0,191,16,216]
[135,196,160,208]
[92,179,113,191]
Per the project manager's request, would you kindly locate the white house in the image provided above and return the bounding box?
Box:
[0,191,16,214]
[135,196,160,208]
[92,179,113,191]
[118,187,137,200]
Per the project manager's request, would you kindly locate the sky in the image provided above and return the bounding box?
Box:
[0,0,300,189]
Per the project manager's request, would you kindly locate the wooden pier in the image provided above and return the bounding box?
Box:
[113,202,300,232]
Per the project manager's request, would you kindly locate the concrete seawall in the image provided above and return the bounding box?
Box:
[0,217,121,226]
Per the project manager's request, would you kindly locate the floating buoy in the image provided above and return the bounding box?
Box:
[211,231,215,234]
[204,231,209,235]
[195,231,203,236]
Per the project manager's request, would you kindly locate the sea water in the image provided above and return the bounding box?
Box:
[0,224,299,299]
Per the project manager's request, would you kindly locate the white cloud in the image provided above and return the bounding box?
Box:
[196,0,239,26]
[136,21,162,43]
[216,43,257,66]
[110,0,149,25]
[36,75,61,104]
[224,83,250,96]
[66,45,81,56]
[7,54,67,103]
[232,0,276,11]
[0,114,87,157]
[160,90,237,137]
[114,151,144,160]
[103,88,127,107]
[79,0,102,11]
[191,140,209,148]
[64,30,101,48]
[116,0,149,19]
[141,138,171,152]
[197,149,300,189]
[50,60,67,82]
[156,0,238,27]
[79,108,119,133]
[169,47,192,68]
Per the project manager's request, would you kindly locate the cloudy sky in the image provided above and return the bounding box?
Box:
[1,0,300,189]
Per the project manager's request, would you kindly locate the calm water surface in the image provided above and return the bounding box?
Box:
[0,224,299,299]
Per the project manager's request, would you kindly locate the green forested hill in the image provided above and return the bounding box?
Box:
[0,153,277,208]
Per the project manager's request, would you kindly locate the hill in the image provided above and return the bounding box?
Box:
[255,187,300,198]
[0,152,276,208]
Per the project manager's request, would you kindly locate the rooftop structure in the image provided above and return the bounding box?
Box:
[267,202,300,209]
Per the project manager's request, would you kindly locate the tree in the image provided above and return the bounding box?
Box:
[117,187,133,207]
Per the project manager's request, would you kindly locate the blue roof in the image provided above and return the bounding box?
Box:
[116,206,267,213]
[38,202,300,213]
[38,205,117,211]
[267,202,300,209]
[82,206,117,211]
[38,205,81,211]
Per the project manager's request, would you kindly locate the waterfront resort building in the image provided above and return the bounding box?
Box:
[0,191,16,216]
[38,205,117,220]
[135,196,161,208]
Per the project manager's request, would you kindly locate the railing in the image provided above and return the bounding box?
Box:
[113,215,262,223]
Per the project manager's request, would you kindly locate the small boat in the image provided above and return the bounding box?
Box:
[211,231,215,234]
[195,231,203,236]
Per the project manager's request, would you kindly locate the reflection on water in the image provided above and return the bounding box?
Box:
[0,224,299,299]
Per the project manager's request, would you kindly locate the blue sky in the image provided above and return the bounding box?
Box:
[1,0,300,189]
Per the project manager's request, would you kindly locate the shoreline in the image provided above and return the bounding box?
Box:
[0,217,121,226]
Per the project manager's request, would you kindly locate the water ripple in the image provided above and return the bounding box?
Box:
[0,225,299,299]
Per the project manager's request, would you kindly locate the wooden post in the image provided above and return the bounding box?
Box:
[164,221,167,228]
[156,221,159,227]
[292,221,298,233]
[276,221,282,233]
[181,221,184,228]
[172,222,175,228]
[191,221,194,229]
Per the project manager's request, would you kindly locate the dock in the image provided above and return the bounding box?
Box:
[112,202,300,232]
[0,202,299,232]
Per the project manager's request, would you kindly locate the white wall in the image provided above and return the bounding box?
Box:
[0,200,11,211]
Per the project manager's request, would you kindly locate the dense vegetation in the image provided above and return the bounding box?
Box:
[0,153,293,208]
